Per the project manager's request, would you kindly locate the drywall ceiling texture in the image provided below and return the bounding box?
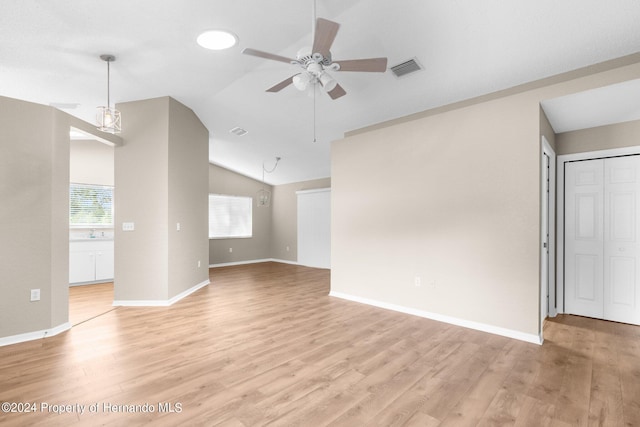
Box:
[331,58,640,343]
[1,1,640,185]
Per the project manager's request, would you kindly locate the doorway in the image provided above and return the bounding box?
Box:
[68,127,116,326]
[541,137,557,338]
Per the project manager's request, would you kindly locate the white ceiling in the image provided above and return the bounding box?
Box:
[541,78,640,133]
[1,0,640,184]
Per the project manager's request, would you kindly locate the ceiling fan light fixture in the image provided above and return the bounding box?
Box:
[307,62,322,74]
[319,72,337,92]
[197,30,238,50]
[293,72,313,91]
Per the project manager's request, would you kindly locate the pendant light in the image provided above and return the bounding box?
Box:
[96,54,121,134]
[257,157,281,207]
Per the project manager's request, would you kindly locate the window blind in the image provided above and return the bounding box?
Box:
[69,183,114,226]
[208,194,252,239]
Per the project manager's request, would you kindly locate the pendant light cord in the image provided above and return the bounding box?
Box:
[106,59,111,108]
[263,157,280,174]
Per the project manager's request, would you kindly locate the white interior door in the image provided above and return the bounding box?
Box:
[297,188,331,269]
[565,155,640,325]
[565,159,605,319]
[604,156,640,324]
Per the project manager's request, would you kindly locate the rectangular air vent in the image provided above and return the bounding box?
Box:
[229,127,248,136]
[390,58,423,78]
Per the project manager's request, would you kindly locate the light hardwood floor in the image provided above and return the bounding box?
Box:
[1,262,639,426]
[68,282,115,326]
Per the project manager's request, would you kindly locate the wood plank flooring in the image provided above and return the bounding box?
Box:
[68,282,115,326]
[1,262,639,426]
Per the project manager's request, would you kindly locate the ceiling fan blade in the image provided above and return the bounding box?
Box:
[312,18,340,59]
[327,83,346,100]
[266,75,298,92]
[242,48,294,64]
[334,57,388,72]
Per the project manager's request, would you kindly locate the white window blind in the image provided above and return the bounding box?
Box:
[208,194,252,239]
[69,183,114,227]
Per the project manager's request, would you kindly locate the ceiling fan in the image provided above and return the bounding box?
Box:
[242,17,388,100]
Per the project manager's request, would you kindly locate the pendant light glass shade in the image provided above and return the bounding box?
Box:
[96,54,121,134]
[256,157,281,207]
[96,106,121,133]
[257,188,271,207]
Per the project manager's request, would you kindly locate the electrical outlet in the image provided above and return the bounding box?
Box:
[286,246,290,252]
[197,260,201,268]
[414,276,421,287]
[229,247,233,253]
[30,289,41,302]
[176,222,181,231]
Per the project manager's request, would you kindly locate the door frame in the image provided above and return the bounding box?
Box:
[541,137,557,329]
[557,145,640,313]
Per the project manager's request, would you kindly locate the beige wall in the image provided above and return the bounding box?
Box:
[271,178,331,262]
[0,97,69,338]
[332,58,640,339]
[556,119,640,155]
[540,107,556,152]
[115,97,208,302]
[208,164,330,265]
[70,139,114,185]
[167,98,209,297]
[115,98,170,301]
[208,164,272,265]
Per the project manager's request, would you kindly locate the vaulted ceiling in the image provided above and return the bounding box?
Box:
[2,1,640,184]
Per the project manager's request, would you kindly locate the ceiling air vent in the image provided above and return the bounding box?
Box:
[229,126,248,136]
[390,58,423,78]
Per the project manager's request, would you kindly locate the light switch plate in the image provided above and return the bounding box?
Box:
[122,222,135,231]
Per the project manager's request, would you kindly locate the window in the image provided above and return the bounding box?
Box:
[208,194,252,239]
[69,183,114,227]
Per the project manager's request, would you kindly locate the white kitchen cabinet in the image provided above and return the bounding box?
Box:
[69,240,114,284]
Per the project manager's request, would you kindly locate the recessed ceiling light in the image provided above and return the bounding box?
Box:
[197,30,238,50]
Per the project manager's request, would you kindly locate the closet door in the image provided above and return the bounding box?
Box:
[565,159,605,319]
[565,156,640,326]
[604,156,640,324]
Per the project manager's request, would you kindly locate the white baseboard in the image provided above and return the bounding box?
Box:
[270,258,300,266]
[329,291,542,345]
[210,258,299,268]
[113,279,210,307]
[0,322,72,348]
[69,279,113,287]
